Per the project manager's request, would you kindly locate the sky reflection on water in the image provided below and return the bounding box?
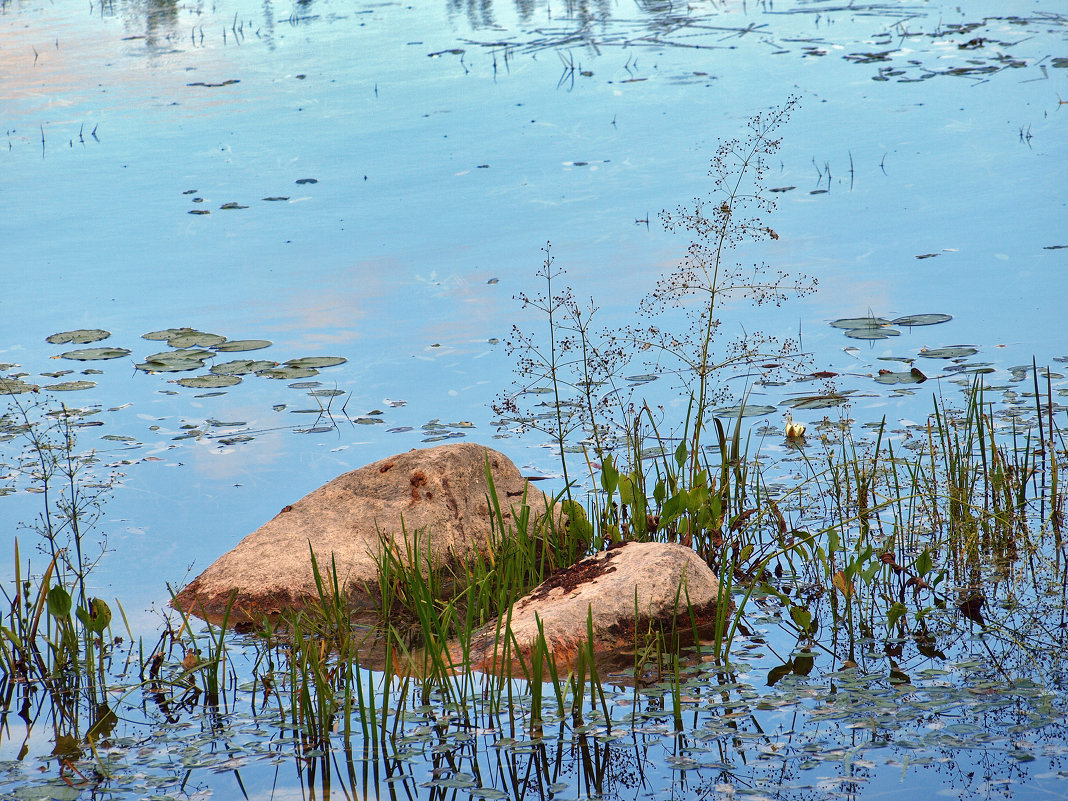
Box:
[2,0,1066,619]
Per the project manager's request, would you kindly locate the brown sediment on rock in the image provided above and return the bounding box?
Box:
[464,541,729,674]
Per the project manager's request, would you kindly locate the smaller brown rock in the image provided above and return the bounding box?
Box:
[466,541,728,673]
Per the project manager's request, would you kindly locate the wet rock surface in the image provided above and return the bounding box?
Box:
[172,443,555,624]
[466,540,726,672]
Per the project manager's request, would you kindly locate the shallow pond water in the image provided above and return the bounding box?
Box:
[2,0,1067,797]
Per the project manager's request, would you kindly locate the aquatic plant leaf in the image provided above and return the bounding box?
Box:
[46,585,72,618]
[175,375,242,388]
[75,598,111,635]
[168,331,226,348]
[211,359,278,376]
[13,784,80,800]
[782,392,852,410]
[46,329,110,345]
[875,370,926,385]
[213,339,272,352]
[790,606,813,633]
[135,360,203,373]
[284,356,347,369]
[886,601,908,630]
[144,349,214,363]
[845,327,899,339]
[625,374,659,384]
[142,327,198,341]
[891,313,952,326]
[258,366,319,379]
[58,347,131,360]
[43,380,96,391]
[711,404,777,417]
[0,377,39,394]
[830,317,890,329]
[832,570,852,598]
[920,346,978,359]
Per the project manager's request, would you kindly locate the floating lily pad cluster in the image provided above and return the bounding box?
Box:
[830,313,952,341]
[37,327,349,392]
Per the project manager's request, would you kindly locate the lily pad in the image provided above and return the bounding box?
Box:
[830,317,890,330]
[782,392,853,410]
[711,404,778,418]
[46,329,111,345]
[135,359,204,373]
[144,349,214,363]
[845,328,900,340]
[891,313,953,327]
[0,377,39,394]
[258,366,320,380]
[175,375,242,389]
[920,346,978,359]
[211,359,278,376]
[137,350,212,372]
[168,331,226,348]
[284,356,348,369]
[213,339,272,352]
[58,347,131,361]
[875,369,927,385]
[43,380,97,391]
[143,327,199,341]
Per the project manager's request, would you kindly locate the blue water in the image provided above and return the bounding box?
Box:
[3,0,1067,622]
[2,2,1068,798]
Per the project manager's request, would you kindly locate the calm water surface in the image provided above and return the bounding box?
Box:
[1,0,1067,797]
[2,0,1066,632]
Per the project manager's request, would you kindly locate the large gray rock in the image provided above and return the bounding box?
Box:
[466,541,727,672]
[172,443,556,624]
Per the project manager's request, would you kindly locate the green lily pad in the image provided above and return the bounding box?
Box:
[782,393,853,410]
[711,404,778,418]
[845,327,900,340]
[135,360,203,373]
[875,370,927,385]
[175,375,242,389]
[830,317,890,330]
[213,339,272,352]
[58,347,131,361]
[284,356,348,369]
[46,329,111,345]
[258,366,320,379]
[920,346,978,359]
[143,327,198,341]
[0,377,39,394]
[891,313,953,326]
[137,350,212,373]
[211,359,278,376]
[43,380,97,391]
[144,349,214,363]
[168,331,226,348]
[308,389,346,397]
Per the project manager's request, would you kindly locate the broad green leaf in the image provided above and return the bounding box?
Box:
[47,585,72,619]
[46,329,110,345]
